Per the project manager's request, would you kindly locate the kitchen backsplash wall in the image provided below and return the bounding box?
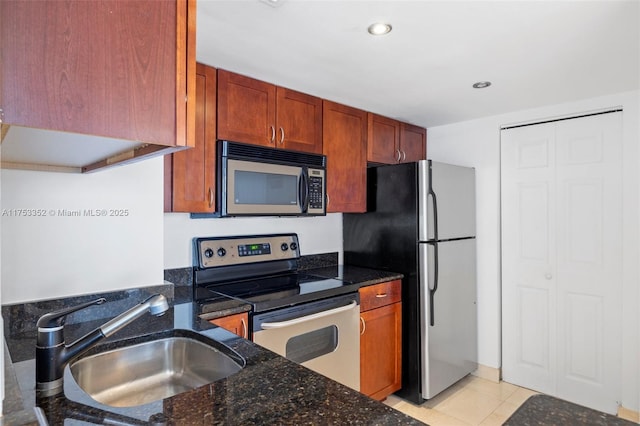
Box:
[1,157,165,304]
[1,154,343,304]
[163,212,343,269]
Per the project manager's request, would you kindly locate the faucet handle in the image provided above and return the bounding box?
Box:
[37,298,107,329]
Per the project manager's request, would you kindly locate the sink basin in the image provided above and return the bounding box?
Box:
[69,332,244,407]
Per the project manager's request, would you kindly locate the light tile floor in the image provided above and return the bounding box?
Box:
[383,375,538,426]
[385,375,640,425]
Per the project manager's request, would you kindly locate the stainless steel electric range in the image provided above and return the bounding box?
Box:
[193,234,361,391]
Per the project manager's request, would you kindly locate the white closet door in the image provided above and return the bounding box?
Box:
[501,112,622,414]
[502,122,558,395]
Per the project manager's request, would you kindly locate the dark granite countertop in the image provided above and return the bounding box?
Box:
[504,394,637,425]
[304,265,404,287]
[1,264,415,425]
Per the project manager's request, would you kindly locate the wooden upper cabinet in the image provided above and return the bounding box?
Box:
[400,122,427,163]
[0,0,195,151]
[322,100,367,213]
[276,88,323,154]
[217,70,276,147]
[217,69,322,153]
[367,113,401,164]
[166,63,217,213]
[367,113,426,164]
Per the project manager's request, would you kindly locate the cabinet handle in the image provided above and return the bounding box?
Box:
[360,317,366,335]
[396,149,402,162]
[279,127,285,144]
[326,193,330,207]
[208,188,214,207]
[240,318,247,339]
[375,293,388,298]
[270,125,276,143]
[401,150,406,162]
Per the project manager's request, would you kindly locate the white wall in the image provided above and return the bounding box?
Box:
[164,213,343,268]
[1,157,165,304]
[427,90,639,411]
[0,148,343,302]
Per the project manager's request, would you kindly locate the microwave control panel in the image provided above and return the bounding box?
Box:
[307,168,325,213]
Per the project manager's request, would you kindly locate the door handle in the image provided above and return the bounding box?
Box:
[240,318,247,339]
[260,301,357,329]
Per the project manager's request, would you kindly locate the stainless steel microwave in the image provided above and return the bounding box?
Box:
[215,140,326,217]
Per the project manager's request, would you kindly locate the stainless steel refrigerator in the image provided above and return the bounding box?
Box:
[343,160,477,403]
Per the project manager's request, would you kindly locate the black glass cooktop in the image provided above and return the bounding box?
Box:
[199,272,359,313]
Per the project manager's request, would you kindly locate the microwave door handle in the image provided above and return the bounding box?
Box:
[299,169,310,213]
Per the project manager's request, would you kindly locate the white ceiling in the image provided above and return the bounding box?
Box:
[196,0,640,129]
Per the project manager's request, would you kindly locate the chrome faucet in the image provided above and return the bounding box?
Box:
[35,294,169,395]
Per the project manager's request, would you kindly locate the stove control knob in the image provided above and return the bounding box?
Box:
[217,247,227,257]
[204,248,214,258]
[290,242,298,251]
[281,243,289,251]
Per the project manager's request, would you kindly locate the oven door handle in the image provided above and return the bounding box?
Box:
[259,300,358,329]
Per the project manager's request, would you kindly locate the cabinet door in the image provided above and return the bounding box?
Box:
[400,123,426,163]
[209,312,249,339]
[360,302,402,400]
[167,63,217,212]
[322,100,367,213]
[276,88,323,154]
[359,280,402,311]
[217,69,276,147]
[1,0,192,148]
[367,113,401,164]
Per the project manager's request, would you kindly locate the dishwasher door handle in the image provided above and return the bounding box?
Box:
[259,300,358,329]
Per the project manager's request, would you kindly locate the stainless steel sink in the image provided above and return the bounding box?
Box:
[69,334,243,407]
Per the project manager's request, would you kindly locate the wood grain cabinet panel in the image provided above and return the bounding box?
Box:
[359,280,402,401]
[0,0,195,151]
[400,122,427,163]
[322,100,367,213]
[165,63,217,213]
[359,280,402,312]
[217,70,322,153]
[276,88,323,154]
[368,113,402,164]
[367,113,427,164]
[217,69,276,147]
[209,312,249,339]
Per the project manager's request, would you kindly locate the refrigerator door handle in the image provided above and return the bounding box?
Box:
[429,242,439,326]
[428,161,439,241]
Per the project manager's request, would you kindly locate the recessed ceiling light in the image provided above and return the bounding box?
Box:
[367,22,392,36]
[260,0,284,8]
[472,81,492,89]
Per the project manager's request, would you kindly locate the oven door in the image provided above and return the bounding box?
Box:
[252,293,360,391]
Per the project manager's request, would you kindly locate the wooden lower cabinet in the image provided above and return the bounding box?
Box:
[209,312,249,339]
[359,281,402,400]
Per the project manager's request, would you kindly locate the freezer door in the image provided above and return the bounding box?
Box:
[420,239,477,399]
[419,160,476,241]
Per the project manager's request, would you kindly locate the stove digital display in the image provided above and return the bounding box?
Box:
[238,243,271,257]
